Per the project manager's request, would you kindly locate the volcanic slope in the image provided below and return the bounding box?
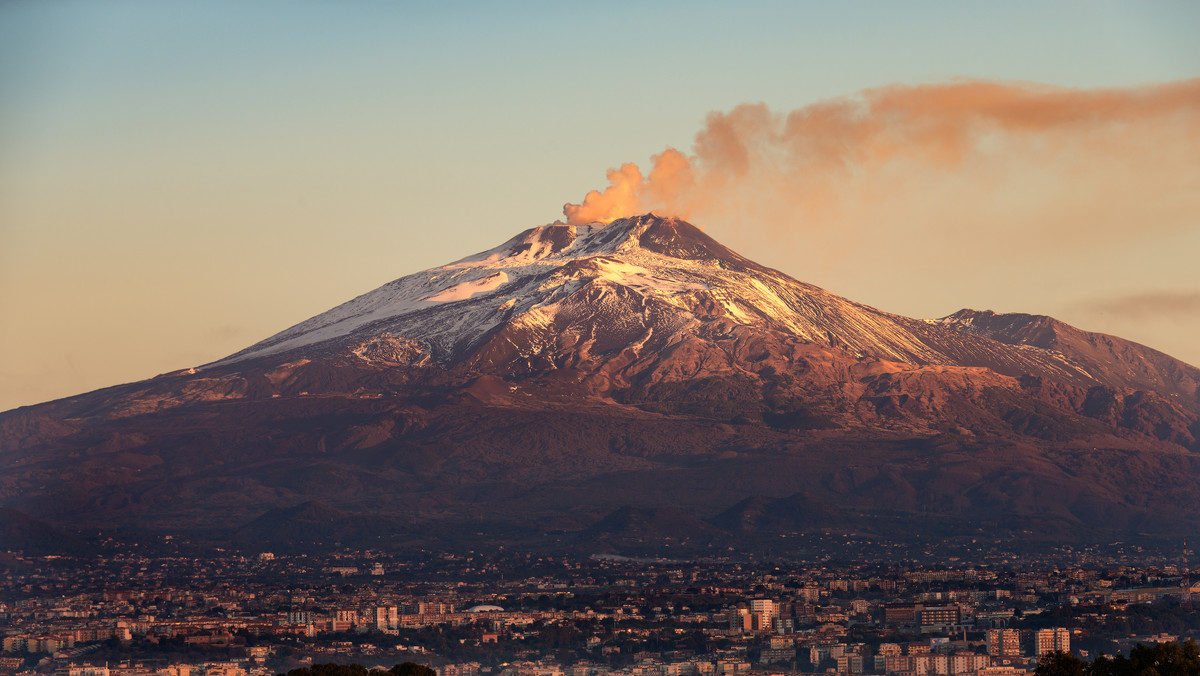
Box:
[2,214,1199,551]
[221,215,1189,392]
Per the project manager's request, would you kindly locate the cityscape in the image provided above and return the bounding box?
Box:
[4,541,1200,676]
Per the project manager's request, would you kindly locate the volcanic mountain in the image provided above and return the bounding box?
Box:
[3,215,1199,552]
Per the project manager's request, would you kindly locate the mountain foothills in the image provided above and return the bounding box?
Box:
[2,215,1199,553]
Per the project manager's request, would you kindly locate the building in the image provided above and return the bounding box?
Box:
[760,647,797,665]
[810,644,833,665]
[918,605,962,630]
[372,605,399,630]
[750,599,776,632]
[1035,628,1070,656]
[750,599,776,616]
[977,668,1029,676]
[949,653,992,674]
[728,607,750,632]
[884,603,920,626]
[287,611,312,625]
[987,629,1021,657]
[877,648,982,673]
[837,654,865,674]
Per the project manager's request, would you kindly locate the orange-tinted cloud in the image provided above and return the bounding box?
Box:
[562,163,644,225]
[563,78,1200,229]
[1076,290,1200,321]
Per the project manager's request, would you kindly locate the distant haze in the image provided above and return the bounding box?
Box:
[1,2,1198,411]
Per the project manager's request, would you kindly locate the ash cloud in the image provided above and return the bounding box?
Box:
[563,78,1200,235]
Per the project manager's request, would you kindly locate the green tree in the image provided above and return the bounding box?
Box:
[280,664,371,676]
[390,663,437,676]
[1089,641,1200,676]
[1036,651,1085,676]
[1127,640,1200,676]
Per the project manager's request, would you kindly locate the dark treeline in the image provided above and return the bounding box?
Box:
[1037,642,1200,676]
[278,663,436,676]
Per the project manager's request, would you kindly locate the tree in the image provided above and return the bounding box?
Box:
[280,664,370,676]
[1126,640,1200,676]
[390,663,437,676]
[1036,651,1085,676]
[1089,641,1200,676]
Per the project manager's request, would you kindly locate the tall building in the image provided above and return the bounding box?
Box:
[751,599,776,617]
[287,611,312,625]
[750,599,776,632]
[1035,628,1070,656]
[728,606,751,632]
[373,605,399,630]
[987,628,1021,657]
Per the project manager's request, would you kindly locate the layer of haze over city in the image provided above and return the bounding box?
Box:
[1,0,1198,412]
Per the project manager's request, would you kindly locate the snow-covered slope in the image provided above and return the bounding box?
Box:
[215,214,1200,405]
[218,214,930,366]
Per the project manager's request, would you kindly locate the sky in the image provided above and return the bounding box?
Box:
[1,0,1198,412]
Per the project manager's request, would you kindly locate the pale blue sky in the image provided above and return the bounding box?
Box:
[1,1,1198,410]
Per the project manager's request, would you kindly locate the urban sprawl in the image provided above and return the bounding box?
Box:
[4,541,1200,676]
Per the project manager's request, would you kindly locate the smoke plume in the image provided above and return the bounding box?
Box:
[562,79,1200,233]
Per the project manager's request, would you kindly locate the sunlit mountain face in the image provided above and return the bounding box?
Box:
[2,215,1198,554]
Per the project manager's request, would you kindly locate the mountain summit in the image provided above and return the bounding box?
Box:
[220,214,1199,399]
[3,215,1199,552]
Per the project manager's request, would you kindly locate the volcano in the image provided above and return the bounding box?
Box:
[3,215,1199,553]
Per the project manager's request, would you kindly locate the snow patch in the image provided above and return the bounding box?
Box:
[424,272,508,302]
